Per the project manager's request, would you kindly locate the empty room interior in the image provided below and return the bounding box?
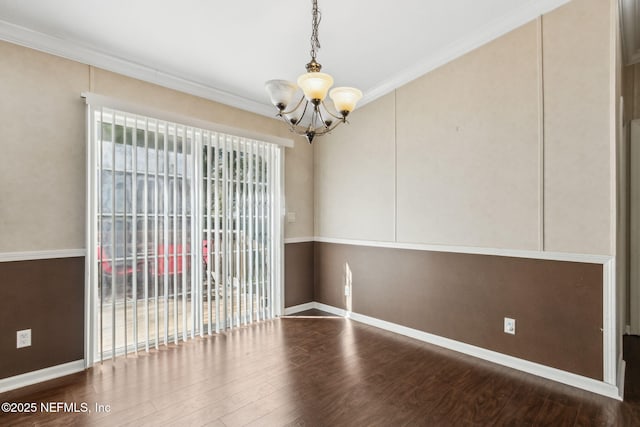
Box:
[3,0,640,425]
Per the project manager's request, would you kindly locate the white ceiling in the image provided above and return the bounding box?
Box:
[0,0,570,117]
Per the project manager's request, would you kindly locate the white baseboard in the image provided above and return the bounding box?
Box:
[283,302,316,315]
[284,302,348,317]
[0,360,85,394]
[301,302,622,400]
[618,357,626,400]
[313,302,349,318]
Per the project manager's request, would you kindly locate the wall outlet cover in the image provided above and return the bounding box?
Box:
[504,318,516,335]
[17,329,31,348]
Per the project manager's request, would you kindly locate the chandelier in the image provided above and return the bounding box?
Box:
[265,0,363,144]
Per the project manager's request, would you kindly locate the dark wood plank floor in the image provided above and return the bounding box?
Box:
[2,317,640,426]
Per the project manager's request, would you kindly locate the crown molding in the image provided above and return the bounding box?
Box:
[0,0,570,114]
[0,19,276,118]
[358,0,571,107]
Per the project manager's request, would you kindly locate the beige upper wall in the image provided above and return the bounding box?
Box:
[283,137,314,240]
[314,93,396,241]
[0,0,616,254]
[315,0,615,255]
[542,0,613,255]
[0,41,313,252]
[0,42,88,252]
[396,20,540,250]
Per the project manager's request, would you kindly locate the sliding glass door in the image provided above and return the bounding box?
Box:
[200,135,278,335]
[85,102,283,364]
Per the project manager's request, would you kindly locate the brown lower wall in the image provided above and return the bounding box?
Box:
[0,244,313,381]
[0,257,85,380]
[284,242,314,307]
[0,243,603,383]
[314,242,604,380]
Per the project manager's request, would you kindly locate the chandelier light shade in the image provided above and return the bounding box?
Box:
[265,0,362,143]
[330,87,364,115]
[264,80,299,110]
[297,72,334,102]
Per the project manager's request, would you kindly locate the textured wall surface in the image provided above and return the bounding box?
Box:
[315,0,613,256]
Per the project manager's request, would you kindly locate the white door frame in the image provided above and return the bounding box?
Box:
[630,119,640,334]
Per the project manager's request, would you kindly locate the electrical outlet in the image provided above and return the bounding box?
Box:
[504,318,516,335]
[17,329,31,348]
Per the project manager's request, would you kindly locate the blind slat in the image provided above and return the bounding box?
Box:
[89,106,281,361]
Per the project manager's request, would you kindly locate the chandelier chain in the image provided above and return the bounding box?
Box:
[265,0,362,143]
[310,0,322,60]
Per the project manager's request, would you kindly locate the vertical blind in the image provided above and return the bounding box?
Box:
[85,102,283,364]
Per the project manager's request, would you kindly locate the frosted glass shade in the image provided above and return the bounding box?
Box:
[297,72,334,101]
[265,79,298,110]
[330,87,363,115]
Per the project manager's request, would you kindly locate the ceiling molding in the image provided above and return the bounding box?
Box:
[621,0,640,66]
[359,0,571,107]
[0,0,571,114]
[0,19,276,118]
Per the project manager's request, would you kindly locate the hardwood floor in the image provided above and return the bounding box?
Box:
[2,316,640,426]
